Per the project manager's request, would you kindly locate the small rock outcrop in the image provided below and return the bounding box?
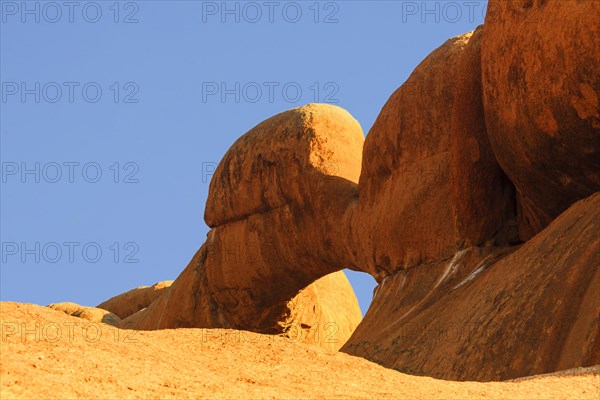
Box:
[47,302,120,326]
[97,280,173,319]
[286,271,363,351]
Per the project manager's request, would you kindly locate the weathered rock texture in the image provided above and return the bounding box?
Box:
[342,192,600,381]
[482,0,600,239]
[46,302,120,326]
[97,280,173,319]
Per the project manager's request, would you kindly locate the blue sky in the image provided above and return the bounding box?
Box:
[1,0,487,315]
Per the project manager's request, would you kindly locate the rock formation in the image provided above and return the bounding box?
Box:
[95,0,599,381]
[114,104,364,350]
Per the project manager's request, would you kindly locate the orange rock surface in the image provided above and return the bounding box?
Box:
[2,303,598,399]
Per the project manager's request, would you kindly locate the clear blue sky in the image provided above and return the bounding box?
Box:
[1,0,487,315]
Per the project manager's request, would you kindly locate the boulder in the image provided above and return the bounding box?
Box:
[351,28,517,281]
[482,0,600,239]
[282,271,363,351]
[47,302,120,326]
[352,33,472,279]
[97,280,173,319]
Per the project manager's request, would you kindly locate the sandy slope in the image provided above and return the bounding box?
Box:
[1,302,598,399]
